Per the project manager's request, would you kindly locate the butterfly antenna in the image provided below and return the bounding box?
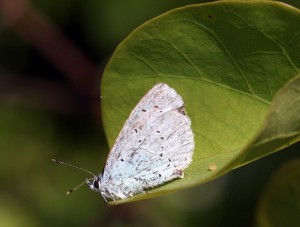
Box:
[66,180,90,195]
[51,158,96,177]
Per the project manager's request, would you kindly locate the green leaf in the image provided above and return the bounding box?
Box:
[228,74,300,169]
[101,1,300,204]
[255,159,300,227]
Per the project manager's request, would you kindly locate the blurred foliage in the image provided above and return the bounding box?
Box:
[0,0,300,226]
[255,159,300,227]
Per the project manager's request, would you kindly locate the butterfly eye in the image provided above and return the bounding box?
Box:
[93,180,99,188]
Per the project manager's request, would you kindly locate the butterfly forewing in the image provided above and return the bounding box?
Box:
[101,83,194,201]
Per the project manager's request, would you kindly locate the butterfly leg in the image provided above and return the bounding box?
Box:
[101,192,108,203]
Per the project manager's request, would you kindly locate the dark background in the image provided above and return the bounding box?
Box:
[0,0,299,226]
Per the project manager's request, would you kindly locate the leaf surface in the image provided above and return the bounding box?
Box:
[101,1,300,204]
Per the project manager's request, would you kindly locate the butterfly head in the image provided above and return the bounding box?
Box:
[86,176,102,193]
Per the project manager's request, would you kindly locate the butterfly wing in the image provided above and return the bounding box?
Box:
[100,83,194,201]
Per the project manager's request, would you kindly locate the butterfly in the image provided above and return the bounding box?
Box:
[53,83,194,203]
